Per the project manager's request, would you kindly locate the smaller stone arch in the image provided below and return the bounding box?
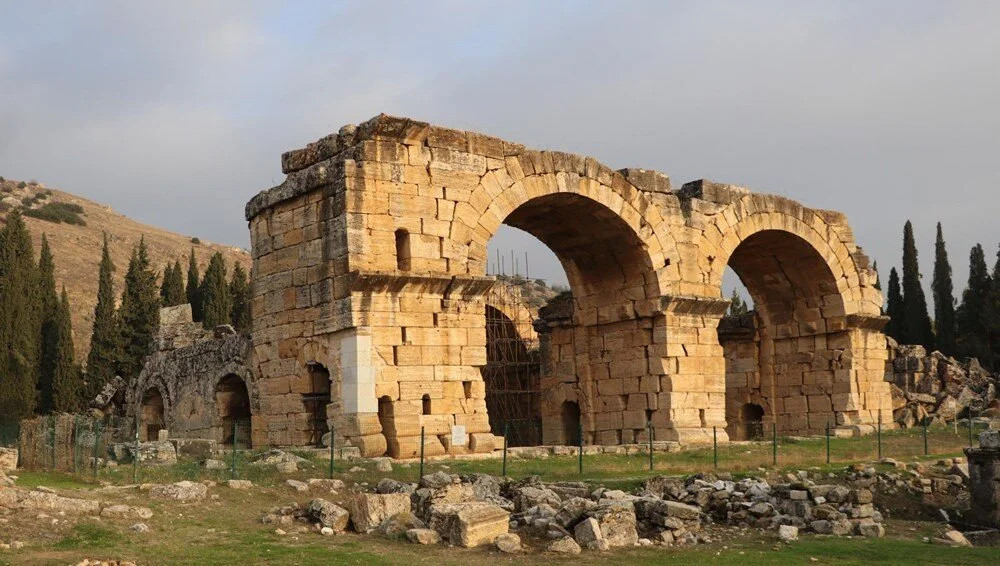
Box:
[560,401,581,446]
[215,374,252,446]
[140,387,165,442]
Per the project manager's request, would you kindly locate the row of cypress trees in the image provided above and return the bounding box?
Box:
[0,213,254,425]
[883,220,1000,368]
[0,211,82,423]
[158,248,250,333]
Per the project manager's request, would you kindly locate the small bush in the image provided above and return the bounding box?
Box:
[23,202,86,226]
[1,186,12,194]
[191,237,201,244]
[20,195,35,205]
[35,192,48,200]
[45,189,53,195]
[17,181,27,189]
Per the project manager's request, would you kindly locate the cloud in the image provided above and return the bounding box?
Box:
[1,1,998,294]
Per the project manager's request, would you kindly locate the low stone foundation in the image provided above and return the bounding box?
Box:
[965,430,1000,528]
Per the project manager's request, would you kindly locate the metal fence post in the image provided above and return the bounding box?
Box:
[419,426,425,480]
[772,422,777,467]
[133,424,140,484]
[93,420,101,481]
[877,413,882,461]
[825,421,830,464]
[72,416,79,474]
[922,417,929,456]
[49,414,57,470]
[230,420,238,479]
[712,426,717,469]
[329,424,335,479]
[502,422,509,478]
[968,413,974,447]
[649,422,655,472]
[577,423,583,475]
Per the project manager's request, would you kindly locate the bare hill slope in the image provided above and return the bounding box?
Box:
[0,178,251,362]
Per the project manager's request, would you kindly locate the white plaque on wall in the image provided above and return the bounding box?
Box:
[451,425,467,446]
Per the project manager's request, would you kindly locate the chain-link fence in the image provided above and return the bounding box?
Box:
[6,411,998,487]
[17,414,128,474]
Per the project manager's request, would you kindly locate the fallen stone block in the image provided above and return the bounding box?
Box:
[307,499,350,532]
[149,481,207,501]
[100,505,153,520]
[546,536,581,554]
[406,528,441,545]
[428,501,510,548]
[350,493,411,534]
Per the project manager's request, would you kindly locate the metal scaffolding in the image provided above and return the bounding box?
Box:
[483,278,543,446]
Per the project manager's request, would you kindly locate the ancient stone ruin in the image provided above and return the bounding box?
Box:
[234,113,891,457]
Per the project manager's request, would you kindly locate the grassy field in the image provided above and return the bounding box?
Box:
[1,423,996,565]
[38,422,980,490]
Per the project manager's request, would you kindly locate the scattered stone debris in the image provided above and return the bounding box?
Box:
[888,343,999,426]
[149,481,207,501]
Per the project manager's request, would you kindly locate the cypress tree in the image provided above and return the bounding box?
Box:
[988,246,1000,367]
[727,288,748,316]
[872,261,882,291]
[0,210,41,423]
[200,252,231,328]
[37,235,60,412]
[900,221,934,348]
[160,260,185,306]
[931,223,957,355]
[186,248,202,321]
[885,267,904,341]
[116,237,160,381]
[86,233,118,398]
[956,244,991,364]
[51,287,83,412]
[229,263,251,334]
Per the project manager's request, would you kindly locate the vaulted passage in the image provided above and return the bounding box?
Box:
[721,230,851,437]
[483,303,540,446]
[494,193,661,447]
[140,388,164,442]
[215,374,252,446]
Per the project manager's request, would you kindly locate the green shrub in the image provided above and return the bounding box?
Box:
[191,237,201,244]
[36,192,48,200]
[20,195,35,205]
[17,181,27,189]
[22,202,86,226]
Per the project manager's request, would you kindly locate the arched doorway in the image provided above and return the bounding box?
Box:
[377,395,395,456]
[483,301,541,446]
[739,403,765,440]
[560,401,581,446]
[721,229,849,437]
[485,192,660,447]
[215,374,251,447]
[302,362,330,446]
[140,387,164,442]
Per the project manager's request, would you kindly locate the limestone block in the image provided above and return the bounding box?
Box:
[428,502,509,548]
[350,493,411,534]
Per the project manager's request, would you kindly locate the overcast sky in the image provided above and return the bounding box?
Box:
[2,1,998,302]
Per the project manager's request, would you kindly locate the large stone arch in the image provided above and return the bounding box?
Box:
[245,114,893,455]
[694,193,891,436]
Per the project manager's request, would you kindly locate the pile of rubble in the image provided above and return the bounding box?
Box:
[888,343,999,427]
[261,466,898,553]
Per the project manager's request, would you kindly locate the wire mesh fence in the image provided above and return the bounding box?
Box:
[16,414,128,474]
[4,411,996,488]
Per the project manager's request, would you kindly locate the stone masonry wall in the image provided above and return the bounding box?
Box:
[244,114,893,455]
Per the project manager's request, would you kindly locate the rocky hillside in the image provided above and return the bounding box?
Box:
[0,178,251,362]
